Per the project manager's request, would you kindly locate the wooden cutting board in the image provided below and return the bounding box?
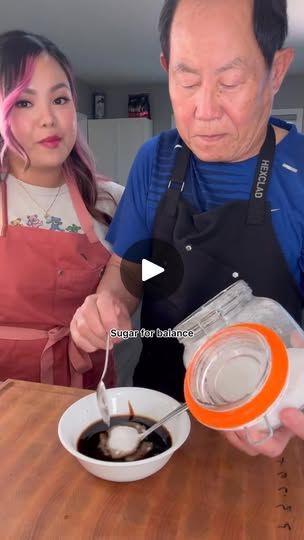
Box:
[0,379,303,539]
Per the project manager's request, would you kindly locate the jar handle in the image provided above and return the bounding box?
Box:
[244,415,274,446]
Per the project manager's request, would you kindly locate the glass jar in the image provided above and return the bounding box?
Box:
[174,281,304,444]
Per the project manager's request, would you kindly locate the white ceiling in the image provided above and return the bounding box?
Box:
[1,0,304,86]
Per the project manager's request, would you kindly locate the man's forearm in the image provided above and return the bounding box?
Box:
[97,254,141,317]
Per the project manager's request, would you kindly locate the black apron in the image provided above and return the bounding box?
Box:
[134,125,303,400]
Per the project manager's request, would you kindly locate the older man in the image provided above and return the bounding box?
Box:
[71,0,304,456]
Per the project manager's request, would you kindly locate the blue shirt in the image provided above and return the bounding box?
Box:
[107,118,304,290]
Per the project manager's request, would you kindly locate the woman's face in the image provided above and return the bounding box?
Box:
[5,53,77,174]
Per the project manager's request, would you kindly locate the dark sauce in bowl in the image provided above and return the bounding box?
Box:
[77,415,172,463]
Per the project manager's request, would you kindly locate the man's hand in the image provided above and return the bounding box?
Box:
[223,330,304,457]
[223,407,304,457]
[70,290,132,352]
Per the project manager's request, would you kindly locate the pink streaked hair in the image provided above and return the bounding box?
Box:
[0,30,114,224]
[0,55,36,169]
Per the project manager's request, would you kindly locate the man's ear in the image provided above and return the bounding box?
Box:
[160,53,169,73]
[271,47,294,95]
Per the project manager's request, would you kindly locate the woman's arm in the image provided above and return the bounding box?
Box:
[70,254,141,351]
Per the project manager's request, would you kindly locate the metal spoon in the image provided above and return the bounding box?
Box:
[138,402,189,440]
[106,402,189,458]
[96,333,111,426]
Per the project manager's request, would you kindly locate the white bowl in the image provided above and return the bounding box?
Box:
[58,387,191,482]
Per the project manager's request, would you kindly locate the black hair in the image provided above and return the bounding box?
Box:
[0,30,75,97]
[159,0,288,69]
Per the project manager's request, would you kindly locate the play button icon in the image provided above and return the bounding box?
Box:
[120,238,184,300]
[142,259,164,282]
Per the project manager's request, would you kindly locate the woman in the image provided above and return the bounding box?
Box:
[0,30,123,388]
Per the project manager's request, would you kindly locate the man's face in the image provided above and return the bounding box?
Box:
[164,0,293,162]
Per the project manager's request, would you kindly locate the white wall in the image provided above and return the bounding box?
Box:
[93,83,171,135]
[274,75,304,121]
[76,78,94,116]
[274,75,304,110]
[272,75,304,131]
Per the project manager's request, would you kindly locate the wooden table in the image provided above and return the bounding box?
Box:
[0,380,303,540]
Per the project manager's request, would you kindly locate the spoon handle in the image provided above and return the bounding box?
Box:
[96,333,111,426]
[139,402,189,440]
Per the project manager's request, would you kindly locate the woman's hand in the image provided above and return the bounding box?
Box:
[70,290,132,352]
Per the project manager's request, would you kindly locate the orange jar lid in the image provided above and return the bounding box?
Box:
[184,323,288,429]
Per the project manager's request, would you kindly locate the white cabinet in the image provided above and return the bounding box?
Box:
[88,118,153,185]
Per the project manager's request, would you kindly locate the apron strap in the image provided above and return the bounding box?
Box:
[247,124,276,225]
[1,174,101,242]
[0,180,8,237]
[169,142,191,191]
[163,141,191,217]
[66,175,100,244]
[161,125,276,224]
[0,325,93,388]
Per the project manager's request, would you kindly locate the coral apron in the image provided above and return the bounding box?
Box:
[0,175,115,389]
